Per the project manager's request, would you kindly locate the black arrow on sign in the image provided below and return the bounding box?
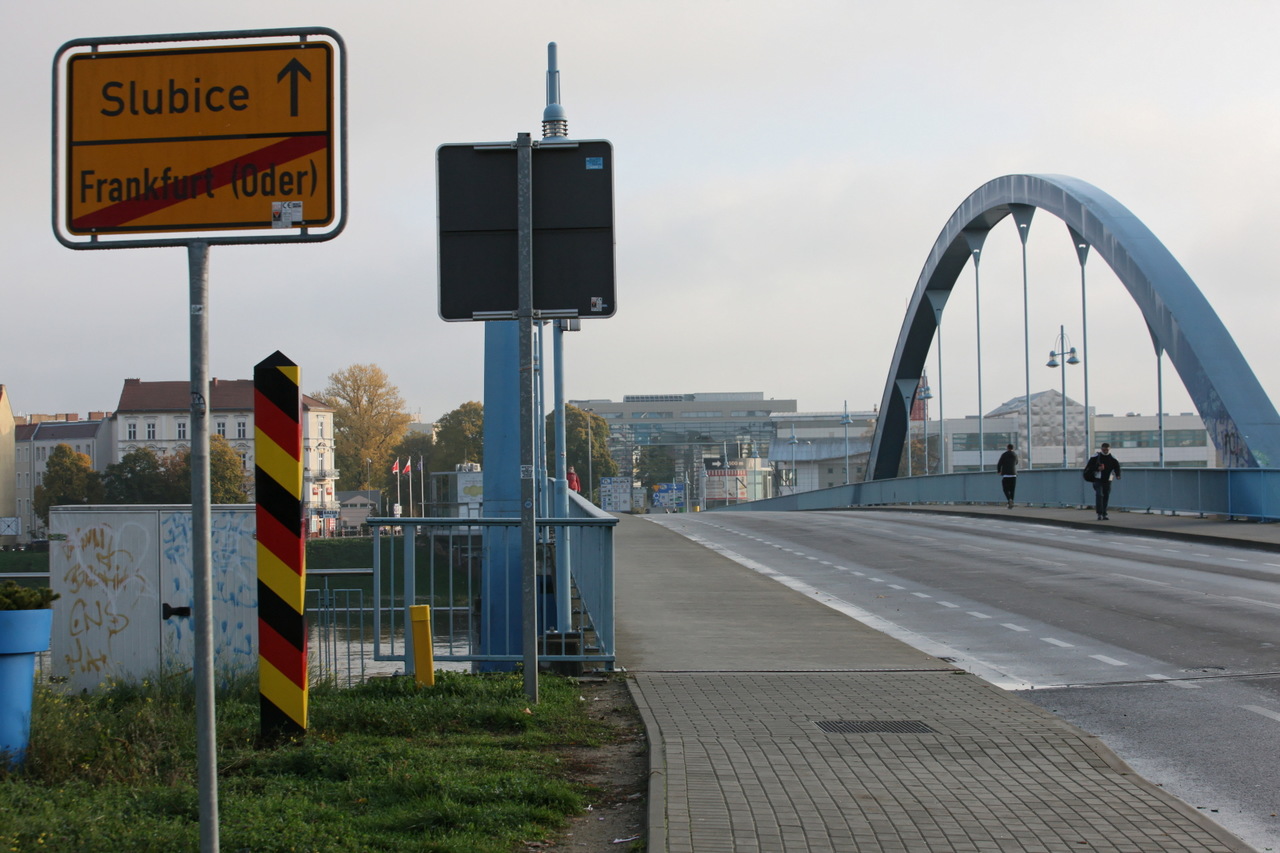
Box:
[277,58,312,117]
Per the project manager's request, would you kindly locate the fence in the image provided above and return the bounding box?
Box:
[15,494,616,688]
[717,467,1280,520]
[366,511,618,678]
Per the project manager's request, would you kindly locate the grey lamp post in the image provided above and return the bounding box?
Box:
[1047,325,1081,468]
[841,401,853,485]
[919,378,933,474]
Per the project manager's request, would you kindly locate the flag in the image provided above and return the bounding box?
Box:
[392,458,400,475]
[418,455,424,472]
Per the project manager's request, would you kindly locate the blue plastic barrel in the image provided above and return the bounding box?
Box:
[0,609,53,767]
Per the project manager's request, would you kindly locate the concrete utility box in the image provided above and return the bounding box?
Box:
[49,505,257,692]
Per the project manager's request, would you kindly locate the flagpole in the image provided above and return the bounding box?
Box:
[395,459,402,512]
[418,456,425,516]
[407,462,414,518]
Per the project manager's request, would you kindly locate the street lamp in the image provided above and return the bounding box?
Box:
[1046,324,1081,468]
[919,378,933,474]
[788,425,799,495]
[841,401,853,485]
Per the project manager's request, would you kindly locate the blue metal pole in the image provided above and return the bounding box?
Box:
[552,321,571,631]
[481,321,523,671]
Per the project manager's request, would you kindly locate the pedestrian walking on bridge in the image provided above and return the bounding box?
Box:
[995,444,1018,508]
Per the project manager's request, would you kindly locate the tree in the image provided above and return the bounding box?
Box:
[552,405,618,501]
[314,364,412,490]
[34,444,103,524]
[101,448,167,504]
[433,402,484,471]
[634,445,676,490]
[164,435,251,503]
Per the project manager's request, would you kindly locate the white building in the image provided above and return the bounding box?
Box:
[113,378,340,535]
[13,414,113,543]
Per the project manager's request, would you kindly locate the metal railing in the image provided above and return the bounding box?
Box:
[367,498,617,677]
[715,467,1280,520]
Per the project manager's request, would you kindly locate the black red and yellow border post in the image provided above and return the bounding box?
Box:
[254,351,307,737]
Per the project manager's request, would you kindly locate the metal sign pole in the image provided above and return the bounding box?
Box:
[187,240,219,850]
[516,132,539,702]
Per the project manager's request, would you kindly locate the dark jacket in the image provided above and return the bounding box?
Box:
[995,450,1018,476]
[1088,451,1122,481]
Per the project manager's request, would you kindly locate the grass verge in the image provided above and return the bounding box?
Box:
[1,671,616,852]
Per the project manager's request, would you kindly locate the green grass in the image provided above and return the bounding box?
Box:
[1,671,615,852]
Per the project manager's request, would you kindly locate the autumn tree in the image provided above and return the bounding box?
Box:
[547,405,618,501]
[314,364,412,490]
[433,401,484,472]
[33,444,104,524]
[101,448,168,504]
[160,435,252,504]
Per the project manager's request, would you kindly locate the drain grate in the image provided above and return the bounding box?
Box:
[816,720,937,734]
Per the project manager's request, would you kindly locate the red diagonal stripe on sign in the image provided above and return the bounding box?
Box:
[258,508,303,575]
[254,389,301,459]
[71,134,328,231]
[259,618,307,689]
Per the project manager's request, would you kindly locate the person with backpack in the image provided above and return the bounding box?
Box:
[1083,443,1122,520]
[995,444,1018,508]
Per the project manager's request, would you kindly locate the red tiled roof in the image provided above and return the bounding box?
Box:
[116,378,331,413]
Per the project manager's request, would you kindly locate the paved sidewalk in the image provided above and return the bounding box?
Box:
[614,509,1263,852]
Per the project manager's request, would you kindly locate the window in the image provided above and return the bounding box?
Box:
[319,420,325,438]
[238,452,248,470]
[177,421,187,440]
[127,423,137,440]
[216,421,226,438]
[237,421,247,439]
[146,422,156,440]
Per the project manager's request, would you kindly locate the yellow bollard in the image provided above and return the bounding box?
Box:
[409,605,435,687]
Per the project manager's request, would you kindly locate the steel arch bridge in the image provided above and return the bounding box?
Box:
[867,174,1280,481]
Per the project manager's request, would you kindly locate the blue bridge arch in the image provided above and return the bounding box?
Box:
[867,174,1280,481]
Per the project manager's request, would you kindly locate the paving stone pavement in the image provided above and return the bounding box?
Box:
[614,510,1261,853]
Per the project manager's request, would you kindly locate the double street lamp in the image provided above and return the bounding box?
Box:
[1046,324,1081,468]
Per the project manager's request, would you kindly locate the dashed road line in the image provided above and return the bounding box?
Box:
[1090,654,1129,666]
[1243,705,1280,723]
[1002,623,1029,632]
[1042,638,1074,648]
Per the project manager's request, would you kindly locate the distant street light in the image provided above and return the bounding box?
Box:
[841,401,854,485]
[1046,324,1081,468]
[788,425,800,495]
[919,378,933,474]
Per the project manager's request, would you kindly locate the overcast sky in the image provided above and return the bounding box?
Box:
[6,2,1279,427]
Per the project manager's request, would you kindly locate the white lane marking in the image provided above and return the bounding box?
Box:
[1266,563,1280,568]
[1002,623,1029,632]
[1112,573,1171,587]
[967,611,993,619]
[1228,557,1249,563]
[911,592,932,599]
[938,601,959,608]
[1090,654,1129,666]
[1042,638,1074,648]
[870,578,885,583]
[888,584,906,590]
[1229,596,1280,611]
[852,571,865,577]
[819,561,833,566]
[1243,705,1280,723]
[1147,674,1201,690]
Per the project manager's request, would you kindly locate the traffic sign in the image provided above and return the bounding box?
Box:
[437,139,615,320]
[54,29,345,246]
